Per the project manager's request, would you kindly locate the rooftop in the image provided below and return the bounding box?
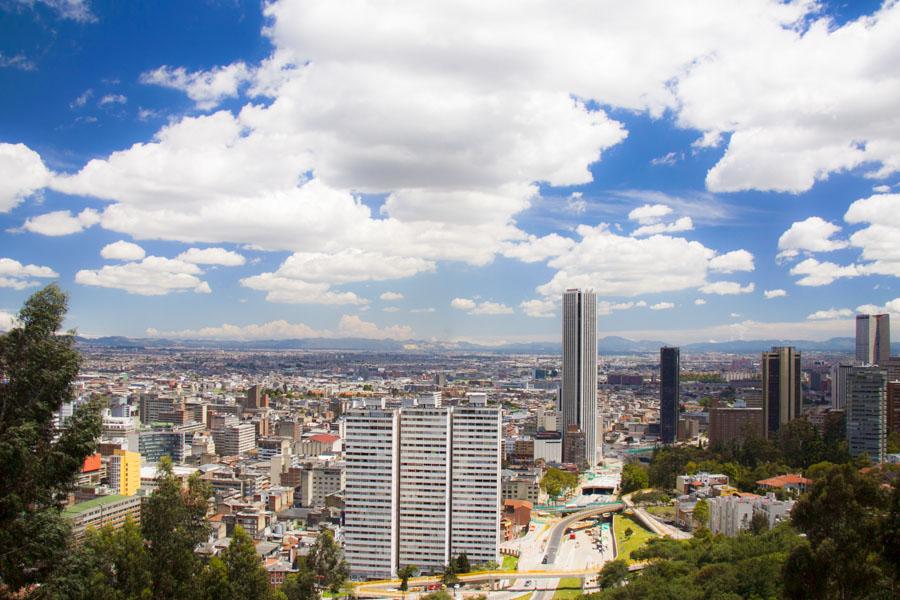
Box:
[62,494,131,515]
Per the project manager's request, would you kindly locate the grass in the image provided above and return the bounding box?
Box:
[552,577,583,599]
[512,594,533,600]
[613,513,657,564]
[645,505,676,520]
[502,554,519,571]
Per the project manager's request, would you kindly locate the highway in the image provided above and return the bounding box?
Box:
[542,502,625,566]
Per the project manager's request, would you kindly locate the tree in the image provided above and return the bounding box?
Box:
[398,565,419,592]
[142,457,212,600]
[421,592,452,600]
[620,463,649,494]
[624,527,634,538]
[598,559,628,589]
[221,525,272,600]
[692,499,709,530]
[0,285,103,593]
[306,527,349,593]
[749,512,769,535]
[196,557,231,600]
[784,463,893,599]
[281,563,317,600]
[440,563,459,586]
[453,553,471,574]
[540,468,578,499]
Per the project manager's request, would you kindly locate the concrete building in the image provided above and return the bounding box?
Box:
[561,288,598,466]
[108,449,141,496]
[761,347,801,438]
[562,424,586,466]
[534,431,562,463]
[830,363,853,410]
[708,493,794,537]
[64,495,142,543]
[708,403,764,447]
[888,381,900,434]
[343,404,501,579]
[660,347,680,444]
[139,394,175,425]
[297,464,344,508]
[501,471,542,504]
[135,430,188,463]
[212,423,256,457]
[856,313,890,366]
[846,366,887,463]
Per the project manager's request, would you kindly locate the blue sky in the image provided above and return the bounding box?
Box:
[1,0,899,344]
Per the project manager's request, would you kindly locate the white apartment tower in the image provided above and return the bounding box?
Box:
[561,288,598,466]
[343,402,501,579]
[856,313,890,366]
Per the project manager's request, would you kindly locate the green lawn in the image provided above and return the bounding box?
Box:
[512,594,533,600]
[613,513,657,564]
[502,554,519,571]
[645,505,675,520]
[552,577,583,599]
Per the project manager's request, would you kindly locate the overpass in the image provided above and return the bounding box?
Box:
[533,499,624,515]
[542,502,625,565]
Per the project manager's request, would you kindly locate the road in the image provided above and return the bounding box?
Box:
[621,491,692,541]
[543,502,624,565]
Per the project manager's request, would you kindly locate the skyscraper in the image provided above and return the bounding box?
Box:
[846,366,887,463]
[343,402,501,579]
[561,288,598,466]
[660,346,680,444]
[856,313,890,366]
[761,347,801,438]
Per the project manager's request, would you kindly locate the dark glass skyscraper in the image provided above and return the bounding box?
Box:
[761,346,801,438]
[660,346,680,444]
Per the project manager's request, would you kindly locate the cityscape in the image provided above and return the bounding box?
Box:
[2,1,900,599]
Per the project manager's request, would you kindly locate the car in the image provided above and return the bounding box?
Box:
[541,556,548,564]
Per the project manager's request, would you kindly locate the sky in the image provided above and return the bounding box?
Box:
[1,0,899,345]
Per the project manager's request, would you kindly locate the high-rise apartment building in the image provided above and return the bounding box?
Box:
[846,366,887,463]
[856,314,890,366]
[761,347,801,438]
[830,363,853,410]
[343,403,501,579]
[708,403,764,447]
[108,449,141,496]
[887,381,900,435]
[561,289,598,466]
[211,422,256,457]
[660,347,680,444]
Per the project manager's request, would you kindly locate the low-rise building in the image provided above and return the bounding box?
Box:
[64,494,143,543]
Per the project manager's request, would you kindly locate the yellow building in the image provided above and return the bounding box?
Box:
[110,449,141,496]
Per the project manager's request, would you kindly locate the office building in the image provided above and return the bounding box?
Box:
[846,367,887,463]
[64,495,143,543]
[660,347,680,444]
[562,424,585,466]
[343,404,501,579]
[708,403,764,447]
[139,394,175,425]
[534,431,563,463]
[761,347,801,438]
[108,449,141,496]
[856,313,890,365]
[135,430,188,463]
[561,288,598,466]
[297,464,345,508]
[889,381,900,434]
[212,422,256,457]
[830,363,853,410]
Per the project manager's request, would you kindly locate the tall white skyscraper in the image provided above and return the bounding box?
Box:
[561,288,598,466]
[856,313,890,366]
[344,402,501,579]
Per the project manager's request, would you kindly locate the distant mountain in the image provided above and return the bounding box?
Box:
[76,334,897,355]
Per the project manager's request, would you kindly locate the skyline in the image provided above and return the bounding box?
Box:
[2,0,900,346]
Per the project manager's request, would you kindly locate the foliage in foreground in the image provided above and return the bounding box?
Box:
[541,468,579,499]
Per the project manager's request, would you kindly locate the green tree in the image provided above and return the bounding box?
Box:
[620,463,649,494]
[748,512,769,535]
[398,565,418,591]
[142,457,212,600]
[692,499,709,530]
[196,557,231,600]
[306,527,349,593]
[421,592,452,600]
[281,563,317,600]
[221,525,271,600]
[454,553,471,574]
[887,431,900,454]
[598,559,628,589]
[540,467,578,499]
[0,285,103,593]
[784,463,892,599]
[440,563,459,586]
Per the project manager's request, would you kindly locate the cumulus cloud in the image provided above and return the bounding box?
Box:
[177,247,245,266]
[699,281,755,295]
[98,94,127,106]
[502,233,576,263]
[520,298,557,318]
[380,291,404,301]
[807,308,854,320]
[410,307,435,313]
[21,208,100,236]
[628,204,672,225]
[856,298,900,316]
[75,256,211,296]
[764,288,787,299]
[101,240,146,261]
[28,0,95,22]
[790,258,860,286]
[451,297,513,315]
[0,143,51,212]
[239,272,365,305]
[597,300,648,316]
[337,314,413,339]
[844,193,900,278]
[777,216,848,260]
[140,63,253,110]
[147,315,412,341]
[709,249,755,273]
[0,309,16,330]
[694,298,707,305]
[650,302,675,310]
[632,216,694,237]
[0,257,58,289]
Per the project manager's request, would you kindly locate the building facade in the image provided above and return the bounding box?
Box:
[108,449,141,496]
[708,404,764,447]
[761,347,801,438]
[856,313,890,366]
[660,346,680,444]
[846,366,887,463]
[561,289,598,466]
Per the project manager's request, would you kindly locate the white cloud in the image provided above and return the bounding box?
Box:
[856,298,900,316]
[632,216,694,237]
[380,291,404,301]
[614,318,855,346]
[502,233,576,263]
[21,208,101,236]
[709,249,755,273]
[410,307,435,313]
[628,203,672,225]
[177,247,245,266]
[565,192,587,214]
[650,302,675,311]
[650,152,679,166]
[872,184,891,193]
[98,94,127,106]
[777,216,848,260]
[382,306,400,313]
[807,307,853,320]
[0,53,36,71]
[520,298,557,318]
[337,314,413,340]
[75,256,211,296]
[71,89,93,108]
[29,0,95,22]
[101,240,146,261]
[789,258,860,286]
[844,193,900,278]
[0,309,16,330]
[451,297,513,315]
[694,298,707,305]
[0,257,58,289]
[597,300,648,316]
[0,143,51,212]
[764,288,787,299]
[239,272,365,305]
[140,63,253,110]
[699,281,755,295]
[149,315,413,341]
